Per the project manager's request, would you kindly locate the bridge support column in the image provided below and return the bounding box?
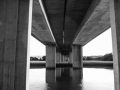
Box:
[0,0,33,90]
[56,51,61,64]
[69,52,73,64]
[46,45,56,68]
[110,0,120,90]
[72,45,83,68]
[61,54,64,63]
[64,55,69,63]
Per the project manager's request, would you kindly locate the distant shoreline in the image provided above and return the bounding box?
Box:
[30,60,113,68]
[83,61,113,67]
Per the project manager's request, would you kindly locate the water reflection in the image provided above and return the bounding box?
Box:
[82,68,114,90]
[29,68,114,90]
[46,68,83,90]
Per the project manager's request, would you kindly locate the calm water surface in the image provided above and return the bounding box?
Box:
[29,68,114,90]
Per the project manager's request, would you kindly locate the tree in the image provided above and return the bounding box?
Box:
[83,53,113,61]
[42,56,46,61]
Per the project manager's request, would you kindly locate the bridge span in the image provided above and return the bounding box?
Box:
[0,0,120,90]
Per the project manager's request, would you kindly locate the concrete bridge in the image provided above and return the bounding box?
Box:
[0,0,120,90]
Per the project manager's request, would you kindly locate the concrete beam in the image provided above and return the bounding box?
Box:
[72,45,83,68]
[31,0,55,46]
[110,0,120,90]
[46,45,56,68]
[72,0,100,45]
[74,0,110,46]
[31,33,55,45]
[0,0,32,90]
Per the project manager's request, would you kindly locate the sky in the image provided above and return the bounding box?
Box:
[83,28,112,56]
[30,37,45,56]
[30,28,113,56]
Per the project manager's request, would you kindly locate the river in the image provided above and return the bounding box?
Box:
[29,67,114,90]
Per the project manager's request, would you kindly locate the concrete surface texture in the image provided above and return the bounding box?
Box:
[1,0,120,90]
[32,0,55,45]
[33,0,110,54]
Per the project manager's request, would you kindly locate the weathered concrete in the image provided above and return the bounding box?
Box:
[46,45,56,68]
[64,0,93,50]
[0,0,32,90]
[32,0,111,53]
[61,54,64,63]
[32,0,55,45]
[56,51,61,64]
[110,0,120,90]
[64,55,69,63]
[69,52,73,64]
[72,45,83,68]
[1,0,119,89]
[74,0,110,45]
[60,55,69,63]
[42,0,92,51]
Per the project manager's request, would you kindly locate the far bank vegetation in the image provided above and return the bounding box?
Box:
[30,56,46,61]
[83,53,113,61]
[30,53,113,61]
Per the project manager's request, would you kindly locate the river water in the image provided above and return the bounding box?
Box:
[29,67,114,90]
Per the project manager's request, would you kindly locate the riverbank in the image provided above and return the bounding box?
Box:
[30,60,113,68]
[83,61,113,67]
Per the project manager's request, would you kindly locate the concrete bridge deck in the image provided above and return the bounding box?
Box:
[1,0,120,90]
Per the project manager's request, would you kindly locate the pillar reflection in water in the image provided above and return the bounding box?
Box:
[46,68,83,90]
[72,68,83,89]
[46,69,56,90]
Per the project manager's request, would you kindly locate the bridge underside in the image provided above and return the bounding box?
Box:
[1,0,120,90]
[32,1,120,90]
[32,0,110,55]
[32,0,55,45]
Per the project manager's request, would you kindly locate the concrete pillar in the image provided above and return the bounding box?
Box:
[64,55,68,63]
[56,51,61,64]
[46,45,56,68]
[60,54,61,63]
[72,45,83,68]
[62,55,69,63]
[62,55,65,63]
[110,0,120,90]
[61,54,63,63]
[0,0,33,90]
[69,52,73,64]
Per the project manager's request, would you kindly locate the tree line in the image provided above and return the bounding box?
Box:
[30,56,46,61]
[83,53,113,61]
[30,53,113,61]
